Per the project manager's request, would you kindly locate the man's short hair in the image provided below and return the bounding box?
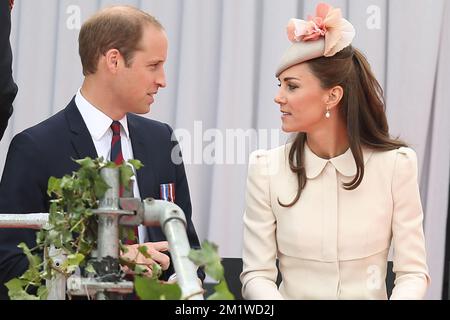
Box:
[79,6,163,76]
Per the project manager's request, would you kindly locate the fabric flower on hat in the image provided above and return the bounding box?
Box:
[286,2,355,57]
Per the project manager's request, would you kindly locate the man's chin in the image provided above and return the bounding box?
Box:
[132,105,151,115]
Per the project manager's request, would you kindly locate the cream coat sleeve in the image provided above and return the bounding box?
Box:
[240,150,284,300]
[390,147,430,300]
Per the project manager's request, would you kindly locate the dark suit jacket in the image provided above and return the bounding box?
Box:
[0,98,203,299]
[0,0,17,140]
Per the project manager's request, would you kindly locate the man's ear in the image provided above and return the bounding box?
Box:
[326,85,344,110]
[104,49,121,74]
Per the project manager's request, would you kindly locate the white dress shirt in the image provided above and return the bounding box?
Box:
[75,89,147,243]
[240,142,430,300]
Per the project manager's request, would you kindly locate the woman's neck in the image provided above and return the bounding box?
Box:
[306,116,349,159]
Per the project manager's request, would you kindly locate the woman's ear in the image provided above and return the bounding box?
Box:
[326,86,344,110]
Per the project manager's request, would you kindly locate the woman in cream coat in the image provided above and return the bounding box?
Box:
[240,3,430,300]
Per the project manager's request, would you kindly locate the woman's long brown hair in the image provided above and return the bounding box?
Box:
[279,46,407,207]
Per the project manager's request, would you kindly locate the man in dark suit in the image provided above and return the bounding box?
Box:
[0,0,18,140]
[0,6,203,299]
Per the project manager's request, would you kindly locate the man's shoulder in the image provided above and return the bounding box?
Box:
[11,103,72,148]
[17,109,67,139]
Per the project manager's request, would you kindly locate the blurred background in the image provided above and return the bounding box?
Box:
[1,0,449,299]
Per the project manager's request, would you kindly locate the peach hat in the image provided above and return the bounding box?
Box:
[276,2,356,77]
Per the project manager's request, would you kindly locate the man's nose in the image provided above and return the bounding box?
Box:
[157,68,167,88]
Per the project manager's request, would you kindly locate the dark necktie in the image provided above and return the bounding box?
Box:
[110,121,124,166]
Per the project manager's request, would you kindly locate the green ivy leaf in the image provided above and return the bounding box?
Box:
[207,281,234,300]
[119,257,136,271]
[37,286,49,300]
[66,253,85,266]
[61,229,73,244]
[64,253,85,274]
[151,263,162,280]
[21,265,42,284]
[5,278,40,300]
[93,175,109,199]
[133,265,148,275]
[134,276,182,300]
[119,164,135,192]
[47,176,61,197]
[188,241,224,281]
[84,263,96,275]
[18,243,41,269]
[75,157,96,169]
[63,174,74,186]
[5,278,26,293]
[137,245,152,259]
[128,159,143,171]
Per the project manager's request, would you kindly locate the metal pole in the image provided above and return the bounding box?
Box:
[97,167,120,260]
[45,246,67,300]
[94,167,121,300]
[164,219,203,300]
[0,213,49,229]
[143,199,204,300]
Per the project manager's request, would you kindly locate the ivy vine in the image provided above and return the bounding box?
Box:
[6,157,233,300]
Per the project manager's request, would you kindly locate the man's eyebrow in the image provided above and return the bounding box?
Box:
[147,59,164,64]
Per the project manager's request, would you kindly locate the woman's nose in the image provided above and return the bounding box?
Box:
[274,92,286,105]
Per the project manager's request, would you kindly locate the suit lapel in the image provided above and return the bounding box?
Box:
[127,114,157,199]
[64,98,98,160]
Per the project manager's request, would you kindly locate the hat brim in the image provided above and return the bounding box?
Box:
[275,39,325,77]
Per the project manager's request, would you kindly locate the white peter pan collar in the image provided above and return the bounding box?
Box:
[304,143,373,179]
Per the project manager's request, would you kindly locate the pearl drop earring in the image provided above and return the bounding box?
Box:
[325,107,330,119]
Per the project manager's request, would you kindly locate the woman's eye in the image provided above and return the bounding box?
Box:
[288,84,298,91]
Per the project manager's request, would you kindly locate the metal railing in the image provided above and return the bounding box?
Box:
[0,167,203,300]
